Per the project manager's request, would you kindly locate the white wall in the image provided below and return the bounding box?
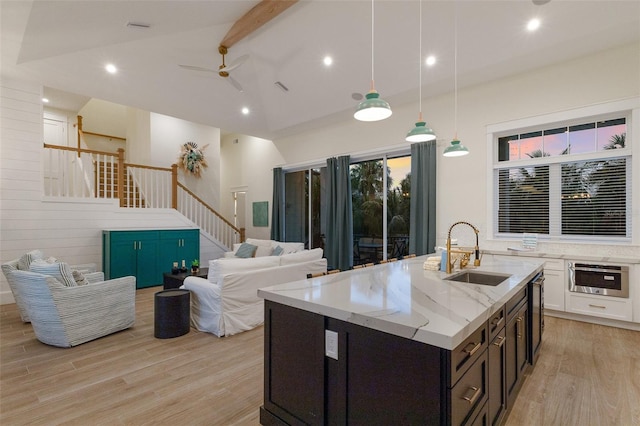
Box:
[220,133,285,240]
[150,113,221,209]
[78,98,127,138]
[229,43,640,259]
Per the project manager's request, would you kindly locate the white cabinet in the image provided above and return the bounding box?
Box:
[566,292,633,322]
[542,259,565,312]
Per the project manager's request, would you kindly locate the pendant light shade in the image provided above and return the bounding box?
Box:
[443,139,469,157]
[355,0,391,122]
[355,90,392,121]
[406,119,436,142]
[406,0,435,142]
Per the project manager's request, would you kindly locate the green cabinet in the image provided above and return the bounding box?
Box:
[103,229,199,289]
[158,229,199,274]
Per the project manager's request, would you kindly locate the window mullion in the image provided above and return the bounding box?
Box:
[549,163,562,236]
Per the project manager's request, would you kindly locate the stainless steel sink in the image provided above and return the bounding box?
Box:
[444,271,511,286]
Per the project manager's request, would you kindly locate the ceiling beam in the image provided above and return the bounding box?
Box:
[220,0,299,49]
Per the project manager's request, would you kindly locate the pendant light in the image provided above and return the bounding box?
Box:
[443,5,469,157]
[354,0,392,122]
[406,0,436,142]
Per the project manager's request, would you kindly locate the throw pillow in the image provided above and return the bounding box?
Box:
[29,260,77,287]
[271,245,284,256]
[18,250,45,270]
[235,242,257,258]
[72,270,90,286]
[255,245,273,257]
[279,248,324,266]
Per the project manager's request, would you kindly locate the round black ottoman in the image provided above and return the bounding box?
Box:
[154,289,190,339]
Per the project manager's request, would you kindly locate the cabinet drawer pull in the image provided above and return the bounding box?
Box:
[516,317,523,339]
[491,316,504,328]
[462,386,481,405]
[493,335,505,348]
[463,342,481,357]
[588,304,607,309]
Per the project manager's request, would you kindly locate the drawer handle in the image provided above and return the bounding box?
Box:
[589,304,607,309]
[463,342,481,357]
[462,386,481,405]
[516,317,523,339]
[493,335,505,348]
[491,316,504,328]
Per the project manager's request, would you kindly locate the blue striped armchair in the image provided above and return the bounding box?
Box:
[7,269,136,347]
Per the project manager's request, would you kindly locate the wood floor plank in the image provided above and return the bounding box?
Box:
[2,290,639,425]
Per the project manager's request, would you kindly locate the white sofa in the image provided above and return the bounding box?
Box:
[182,247,327,337]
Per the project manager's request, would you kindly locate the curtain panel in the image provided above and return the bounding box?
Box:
[326,156,353,271]
[409,141,437,256]
[270,167,285,241]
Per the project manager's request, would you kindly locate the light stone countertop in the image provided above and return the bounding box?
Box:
[258,255,544,350]
[483,249,640,265]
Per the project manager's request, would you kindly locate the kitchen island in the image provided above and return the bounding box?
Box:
[258,256,544,425]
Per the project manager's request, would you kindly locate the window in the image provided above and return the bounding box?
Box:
[284,168,326,249]
[494,115,630,240]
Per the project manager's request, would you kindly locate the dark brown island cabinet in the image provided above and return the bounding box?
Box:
[260,272,544,426]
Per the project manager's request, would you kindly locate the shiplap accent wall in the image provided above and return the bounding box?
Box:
[0,78,225,305]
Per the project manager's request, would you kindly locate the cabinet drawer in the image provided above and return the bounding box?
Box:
[450,351,488,426]
[566,293,632,321]
[543,258,564,271]
[449,324,488,386]
[506,287,527,322]
[488,305,506,341]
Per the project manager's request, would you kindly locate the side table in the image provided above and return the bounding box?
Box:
[162,268,208,289]
[154,289,191,339]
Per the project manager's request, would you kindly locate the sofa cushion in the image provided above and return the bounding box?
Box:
[29,260,76,287]
[255,245,273,257]
[279,248,324,266]
[18,250,45,270]
[246,238,274,247]
[208,256,281,285]
[235,242,257,258]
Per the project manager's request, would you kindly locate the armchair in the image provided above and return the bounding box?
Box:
[2,258,102,323]
[8,270,136,347]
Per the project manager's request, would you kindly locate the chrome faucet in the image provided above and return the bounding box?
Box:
[446,221,481,273]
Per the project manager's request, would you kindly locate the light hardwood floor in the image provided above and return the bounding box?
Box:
[1,288,639,425]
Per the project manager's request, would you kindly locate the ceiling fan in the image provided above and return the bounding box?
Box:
[179,0,298,92]
[179,46,248,92]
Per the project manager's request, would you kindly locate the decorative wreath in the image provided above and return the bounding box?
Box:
[178,142,208,177]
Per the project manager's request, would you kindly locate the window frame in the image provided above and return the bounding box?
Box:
[486,98,638,244]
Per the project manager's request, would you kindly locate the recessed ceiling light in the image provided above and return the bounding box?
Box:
[527,18,541,32]
[42,98,49,103]
[241,107,250,115]
[425,55,436,66]
[105,63,118,74]
[323,56,333,66]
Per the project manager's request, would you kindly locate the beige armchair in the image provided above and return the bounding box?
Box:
[8,270,136,347]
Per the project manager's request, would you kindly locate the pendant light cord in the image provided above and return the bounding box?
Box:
[454,4,458,139]
[370,0,375,91]
[418,0,423,120]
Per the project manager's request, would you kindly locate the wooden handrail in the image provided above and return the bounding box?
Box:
[44,143,118,157]
[81,130,126,141]
[177,181,243,235]
[125,163,172,172]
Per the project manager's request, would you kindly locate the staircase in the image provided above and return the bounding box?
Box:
[95,162,145,207]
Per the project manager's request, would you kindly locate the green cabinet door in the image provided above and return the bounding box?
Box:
[158,229,200,273]
[103,230,161,289]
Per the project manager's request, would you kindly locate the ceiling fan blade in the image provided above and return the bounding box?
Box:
[220,54,249,73]
[179,64,217,73]
[220,0,299,48]
[227,76,243,92]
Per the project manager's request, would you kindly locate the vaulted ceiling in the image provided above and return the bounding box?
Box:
[2,1,639,140]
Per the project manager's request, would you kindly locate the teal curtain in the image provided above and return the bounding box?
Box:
[326,156,353,271]
[409,141,437,256]
[270,167,285,241]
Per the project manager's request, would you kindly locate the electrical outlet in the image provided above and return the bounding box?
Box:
[325,330,338,360]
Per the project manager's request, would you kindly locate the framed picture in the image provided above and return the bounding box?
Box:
[253,201,268,227]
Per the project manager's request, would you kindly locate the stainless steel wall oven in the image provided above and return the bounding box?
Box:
[568,262,629,298]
